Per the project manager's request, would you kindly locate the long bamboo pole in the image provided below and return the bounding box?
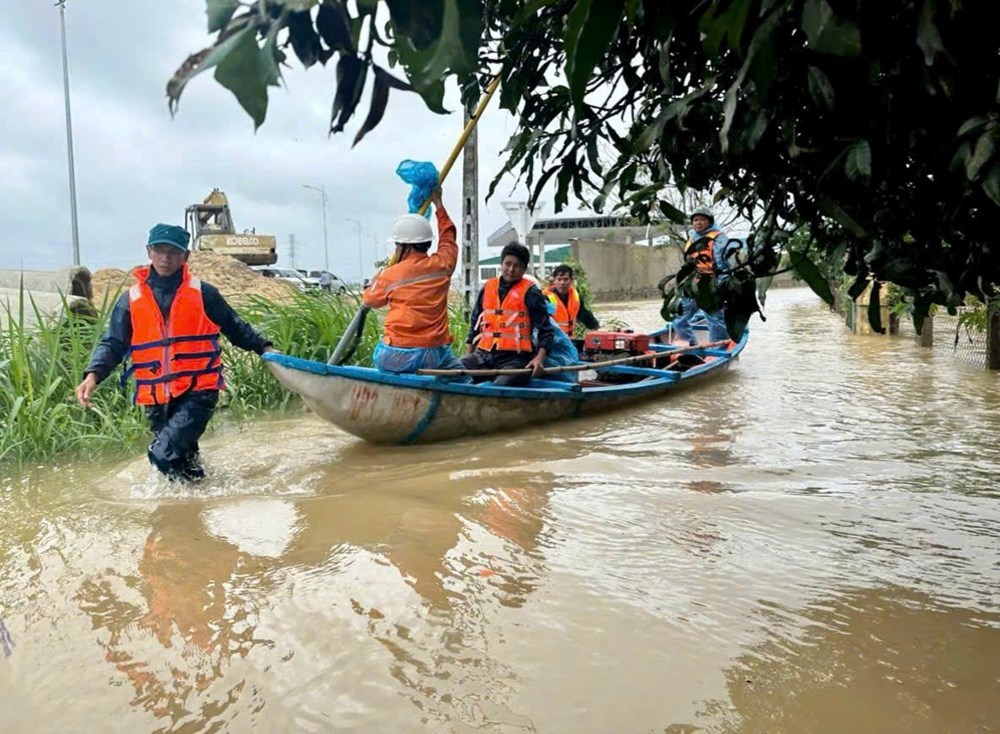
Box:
[329,74,502,366]
[416,341,732,377]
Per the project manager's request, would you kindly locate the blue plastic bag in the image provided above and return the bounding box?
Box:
[396,160,439,219]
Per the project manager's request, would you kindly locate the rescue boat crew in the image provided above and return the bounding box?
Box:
[363,188,467,378]
[462,243,554,387]
[75,224,276,482]
[671,206,731,345]
[541,263,600,336]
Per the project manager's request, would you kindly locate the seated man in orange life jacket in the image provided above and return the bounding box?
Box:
[462,242,555,387]
[541,263,601,337]
[75,224,276,482]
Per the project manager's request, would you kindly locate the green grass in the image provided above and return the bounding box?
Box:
[0,287,471,467]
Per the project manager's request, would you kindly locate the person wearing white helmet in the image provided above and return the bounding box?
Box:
[363,188,468,378]
[671,206,731,345]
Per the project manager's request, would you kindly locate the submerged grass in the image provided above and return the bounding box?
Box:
[0,286,470,467]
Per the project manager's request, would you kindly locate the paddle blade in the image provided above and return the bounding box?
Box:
[329,306,370,365]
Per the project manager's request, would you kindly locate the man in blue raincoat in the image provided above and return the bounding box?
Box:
[672,206,732,345]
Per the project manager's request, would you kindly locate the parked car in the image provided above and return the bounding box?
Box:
[307,270,350,293]
[251,267,320,291]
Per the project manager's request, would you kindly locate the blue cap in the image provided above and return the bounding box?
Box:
[147,223,190,251]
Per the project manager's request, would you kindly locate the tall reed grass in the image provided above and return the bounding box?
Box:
[1,286,470,467]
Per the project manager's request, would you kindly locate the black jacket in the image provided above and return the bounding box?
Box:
[85,267,271,383]
[551,288,601,330]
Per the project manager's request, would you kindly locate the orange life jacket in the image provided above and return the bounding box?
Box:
[542,286,581,335]
[685,229,722,275]
[126,265,224,405]
[475,277,534,353]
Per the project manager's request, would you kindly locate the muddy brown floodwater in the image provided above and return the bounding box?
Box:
[1,288,998,733]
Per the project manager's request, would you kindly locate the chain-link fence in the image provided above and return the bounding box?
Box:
[896,306,995,369]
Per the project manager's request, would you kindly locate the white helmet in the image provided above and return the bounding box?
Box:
[391,214,434,244]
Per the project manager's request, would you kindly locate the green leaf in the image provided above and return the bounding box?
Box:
[867,280,885,333]
[329,54,368,133]
[916,0,946,66]
[807,65,835,110]
[847,272,869,300]
[845,139,872,181]
[658,199,686,224]
[288,10,324,68]
[966,130,996,180]
[564,0,625,108]
[387,0,477,114]
[393,0,479,83]
[817,195,867,237]
[316,3,354,53]
[555,156,575,212]
[693,273,721,313]
[352,68,391,147]
[167,22,258,114]
[958,116,987,138]
[206,0,239,33]
[801,0,861,57]
[792,253,834,305]
[213,27,269,129]
[658,40,672,86]
[982,165,1000,206]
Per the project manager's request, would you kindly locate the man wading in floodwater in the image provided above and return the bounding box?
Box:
[75,224,277,482]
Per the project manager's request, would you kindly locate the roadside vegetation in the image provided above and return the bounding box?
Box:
[0,290,469,467]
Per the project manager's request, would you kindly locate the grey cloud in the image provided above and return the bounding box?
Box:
[1,0,588,281]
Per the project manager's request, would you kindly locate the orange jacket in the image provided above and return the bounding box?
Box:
[127,265,224,405]
[685,229,723,275]
[542,286,581,335]
[363,208,457,348]
[475,277,533,352]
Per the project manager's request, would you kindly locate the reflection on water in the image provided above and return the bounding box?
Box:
[1,288,998,732]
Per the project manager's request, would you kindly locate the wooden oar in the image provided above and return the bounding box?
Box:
[328,75,502,366]
[416,341,732,377]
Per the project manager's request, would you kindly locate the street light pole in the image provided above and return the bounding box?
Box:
[57,0,81,266]
[346,218,362,283]
[302,185,329,271]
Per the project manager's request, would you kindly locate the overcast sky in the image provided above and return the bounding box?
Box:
[1,0,590,281]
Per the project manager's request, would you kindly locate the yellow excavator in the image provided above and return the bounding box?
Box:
[184,189,277,266]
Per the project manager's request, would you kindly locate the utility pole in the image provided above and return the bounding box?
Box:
[57,0,81,266]
[288,233,296,268]
[302,185,329,271]
[461,101,479,315]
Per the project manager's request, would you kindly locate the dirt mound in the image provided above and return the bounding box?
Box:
[90,252,296,307]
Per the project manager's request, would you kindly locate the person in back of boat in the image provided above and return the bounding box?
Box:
[463,243,554,387]
[541,264,600,337]
[75,224,276,483]
[363,188,468,380]
[671,206,731,345]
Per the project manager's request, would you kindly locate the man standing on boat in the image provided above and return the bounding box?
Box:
[75,224,276,482]
[363,188,467,377]
[462,243,554,387]
[542,263,600,337]
[672,206,731,346]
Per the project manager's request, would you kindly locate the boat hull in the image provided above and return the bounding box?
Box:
[264,328,745,444]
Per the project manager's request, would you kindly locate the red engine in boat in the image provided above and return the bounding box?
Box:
[582,330,651,358]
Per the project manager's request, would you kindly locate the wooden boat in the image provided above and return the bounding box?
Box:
[263,325,747,445]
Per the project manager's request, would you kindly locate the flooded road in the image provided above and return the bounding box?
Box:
[1,288,998,733]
